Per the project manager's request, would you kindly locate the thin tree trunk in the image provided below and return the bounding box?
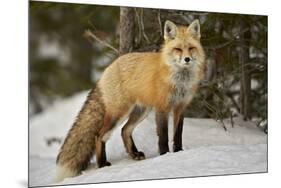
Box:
[239,19,251,121]
[119,7,135,55]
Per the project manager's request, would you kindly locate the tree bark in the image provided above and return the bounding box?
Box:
[119,7,135,55]
[239,19,251,120]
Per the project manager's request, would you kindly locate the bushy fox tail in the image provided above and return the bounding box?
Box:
[55,85,105,182]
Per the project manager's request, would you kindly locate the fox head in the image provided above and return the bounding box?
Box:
[161,20,205,70]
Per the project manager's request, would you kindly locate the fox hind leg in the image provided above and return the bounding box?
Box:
[96,113,119,168]
[95,136,111,168]
[122,106,149,160]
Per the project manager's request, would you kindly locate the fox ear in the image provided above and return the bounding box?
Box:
[164,20,177,40]
[188,19,201,39]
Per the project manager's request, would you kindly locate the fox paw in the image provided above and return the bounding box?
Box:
[104,161,111,166]
[98,161,111,168]
[173,145,183,153]
[130,151,145,160]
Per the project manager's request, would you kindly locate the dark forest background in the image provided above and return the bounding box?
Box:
[29,1,267,132]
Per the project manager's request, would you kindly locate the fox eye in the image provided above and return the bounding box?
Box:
[174,48,183,52]
[189,47,195,51]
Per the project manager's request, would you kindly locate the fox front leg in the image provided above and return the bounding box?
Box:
[173,104,185,152]
[156,111,169,155]
[173,114,184,152]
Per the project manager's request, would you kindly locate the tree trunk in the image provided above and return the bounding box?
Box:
[239,19,251,121]
[119,7,135,55]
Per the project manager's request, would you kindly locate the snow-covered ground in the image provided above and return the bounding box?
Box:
[29,91,267,187]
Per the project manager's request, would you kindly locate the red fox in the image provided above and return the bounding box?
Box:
[55,19,206,182]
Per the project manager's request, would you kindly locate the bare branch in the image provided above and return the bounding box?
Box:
[204,28,251,50]
[230,111,234,128]
[140,9,150,44]
[84,29,119,54]
[134,8,142,46]
[225,92,241,112]
[205,40,234,50]
[202,100,227,131]
[158,9,163,36]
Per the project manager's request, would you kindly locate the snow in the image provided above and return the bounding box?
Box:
[38,35,70,65]
[29,91,267,187]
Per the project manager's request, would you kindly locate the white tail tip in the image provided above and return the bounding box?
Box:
[54,164,78,183]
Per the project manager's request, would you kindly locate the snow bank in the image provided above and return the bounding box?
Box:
[60,144,267,185]
[29,91,267,187]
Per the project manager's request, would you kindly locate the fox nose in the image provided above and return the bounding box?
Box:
[184,57,191,64]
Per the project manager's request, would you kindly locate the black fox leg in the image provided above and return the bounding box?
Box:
[95,136,111,168]
[156,111,169,155]
[173,113,184,152]
[173,105,185,152]
[122,106,148,160]
[96,114,118,168]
